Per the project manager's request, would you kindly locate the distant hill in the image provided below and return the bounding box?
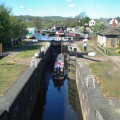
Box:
[14,15,73,29]
[15,15,69,22]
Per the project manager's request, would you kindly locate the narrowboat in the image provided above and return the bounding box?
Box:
[53,53,65,80]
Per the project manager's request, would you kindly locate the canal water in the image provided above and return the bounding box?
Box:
[31,70,83,120]
[31,35,83,120]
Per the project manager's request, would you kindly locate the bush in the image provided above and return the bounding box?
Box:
[116,49,120,54]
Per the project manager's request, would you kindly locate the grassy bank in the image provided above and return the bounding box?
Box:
[106,48,120,56]
[0,44,41,96]
[0,63,26,95]
[89,61,120,100]
[15,45,41,59]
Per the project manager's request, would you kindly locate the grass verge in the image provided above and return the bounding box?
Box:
[15,45,41,59]
[0,44,41,96]
[106,48,120,56]
[89,61,120,100]
[0,63,26,96]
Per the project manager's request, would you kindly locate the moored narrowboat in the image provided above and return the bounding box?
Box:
[53,53,65,80]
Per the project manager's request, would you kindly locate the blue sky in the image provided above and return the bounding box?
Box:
[0,0,120,18]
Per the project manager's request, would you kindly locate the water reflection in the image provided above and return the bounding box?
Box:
[41,72,65,120]
[68,78,83,120]
[53,79,65,91]
[31,70,83,120]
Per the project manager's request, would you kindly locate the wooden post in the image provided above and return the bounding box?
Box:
[0,43,2,56]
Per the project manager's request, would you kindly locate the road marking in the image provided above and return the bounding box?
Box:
[86,75,95,88]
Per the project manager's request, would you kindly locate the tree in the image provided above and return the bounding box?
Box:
[0,5,11,49]
[33,17,41,29]
[10,17,27,40]
[75,12,87,19]
[62,18,76,27]
[0,5,27,50]
[92,23,105,34]
[81,17,90,27]
[75,12,90,27]
[10,16,28,48]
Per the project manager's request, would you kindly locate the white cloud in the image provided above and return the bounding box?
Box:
[66,0,72,2]
[68,4,75,8]
[27,8,32,11]
[19,6,24,9]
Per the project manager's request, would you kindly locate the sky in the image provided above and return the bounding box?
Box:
[0,0,120,18]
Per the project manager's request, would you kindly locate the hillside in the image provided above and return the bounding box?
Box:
[15,15,71,29]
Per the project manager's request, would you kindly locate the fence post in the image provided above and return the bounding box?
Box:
[0,43,3,56]
[105,49,108,55]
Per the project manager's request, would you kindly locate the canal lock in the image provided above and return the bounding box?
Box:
[31,43,83,120]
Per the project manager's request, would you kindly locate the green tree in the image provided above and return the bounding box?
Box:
[10,17,27,47]
[92,23,105,35]
[33,17,41,29]
[81,17,90,27]
[0,5,27,50]
[0,5,11,49]
[75,12,87,20]
[75,12,90,27]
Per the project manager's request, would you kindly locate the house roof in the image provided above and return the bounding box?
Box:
[99,27,120,36]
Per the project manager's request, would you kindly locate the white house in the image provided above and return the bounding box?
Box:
[89,19,96,27]
[109,18,118,25]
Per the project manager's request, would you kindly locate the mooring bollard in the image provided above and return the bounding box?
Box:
[30,56,39,68]
[30,57,35,67]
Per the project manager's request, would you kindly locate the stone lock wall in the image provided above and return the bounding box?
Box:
[76,61,97,120]
[0,46,52,120]
[76,60,110,120]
